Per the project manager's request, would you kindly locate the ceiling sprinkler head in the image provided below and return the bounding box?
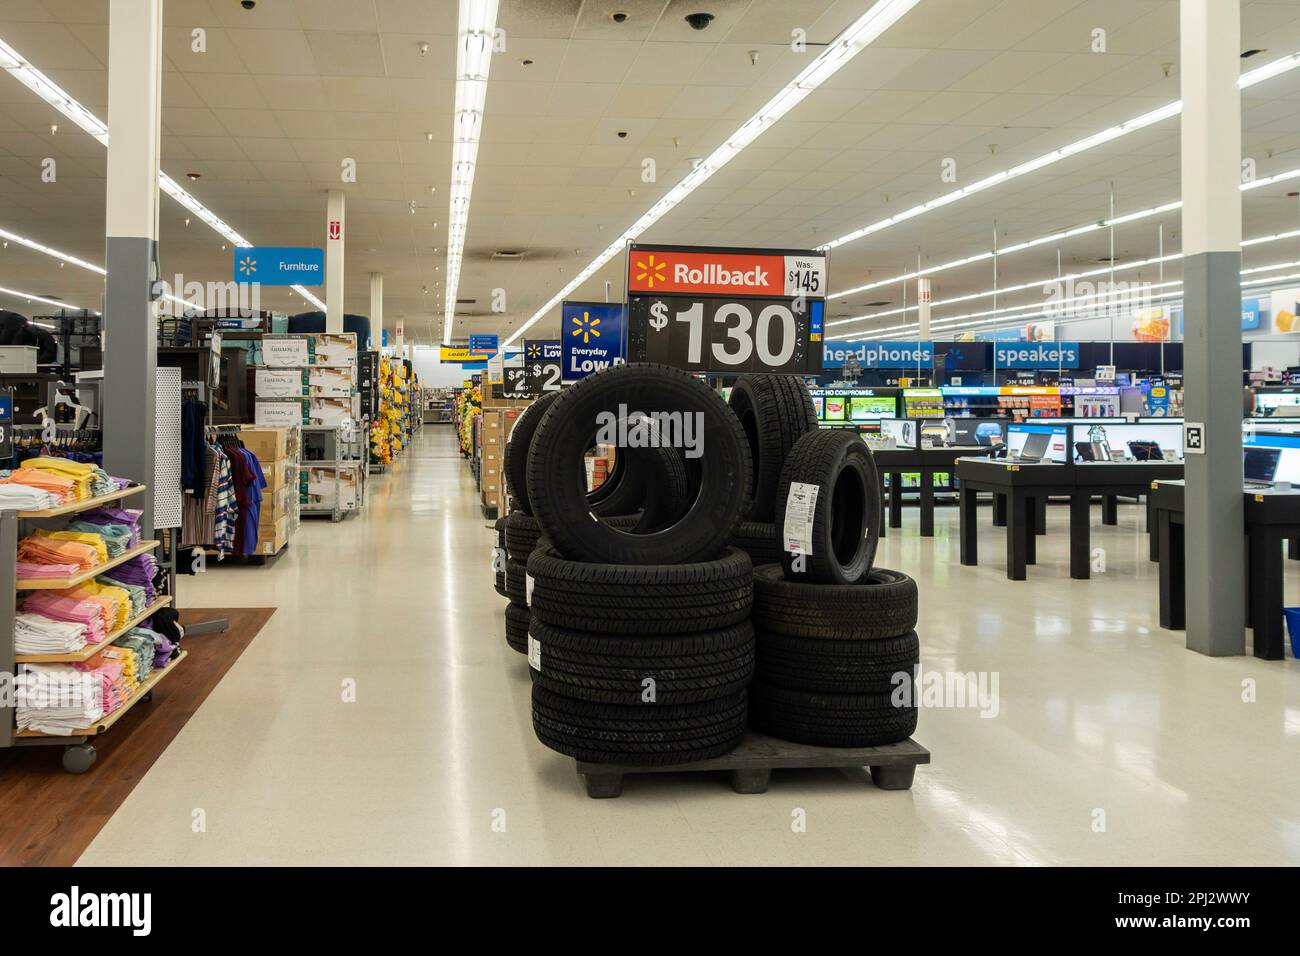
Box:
[748,50,758,66]
[418,41,430,56]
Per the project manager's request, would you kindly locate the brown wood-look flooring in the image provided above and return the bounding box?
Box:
[0,607,273,866]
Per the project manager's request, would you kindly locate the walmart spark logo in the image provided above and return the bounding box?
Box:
[570,310,601,343]
[237,256,257,277]
[634,254,667,289]
[526,343,542,359]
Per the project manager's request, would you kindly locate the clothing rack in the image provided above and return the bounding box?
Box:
[175,387,228,638]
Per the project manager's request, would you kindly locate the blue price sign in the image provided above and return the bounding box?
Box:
[469,334,498,354]
[561,302,625,382]
[233,247,325,286]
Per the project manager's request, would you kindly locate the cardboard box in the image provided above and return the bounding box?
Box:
[255,516,289,557]
[255,399,310,428]
[308,366,355,397]
[239,426,291,463]
[259,485,297,526]
[255,369,309,398]
[308,396,358,426]
[261,335,312,368]
[309,333,357,367]
[302,465,361,511]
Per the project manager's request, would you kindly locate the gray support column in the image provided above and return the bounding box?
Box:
[103,0,163,535]
[1181,0,1245,655]
[326,189,345,333]
[369,272,383,350]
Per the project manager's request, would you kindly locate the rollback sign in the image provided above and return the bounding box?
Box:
[625,243,825,375]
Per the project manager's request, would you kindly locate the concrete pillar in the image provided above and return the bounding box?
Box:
[369,272,383,350]
[326,189,345,333]
[103,0,163,534]
[1181,0,1245,655]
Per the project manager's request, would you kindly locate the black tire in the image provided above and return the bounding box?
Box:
[505,511,542,561]
[731,520,783,567]
[755,630,918,694]
[531,685,747,765]
[529,619,754,705]
[504,391,562,515]
[751,564,917,640]
[526,363,751,564]
[528,543,753,635]
[728,374,817,521]
[588,446,691,531]
[494,517,508,596]
[775,429,882,584]
[505,602,529,654]
[505,558,528,605]
[749,680,917,747]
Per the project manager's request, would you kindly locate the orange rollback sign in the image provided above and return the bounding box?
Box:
[627,247,825,298]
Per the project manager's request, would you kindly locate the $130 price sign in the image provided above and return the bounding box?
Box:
[625,244,824,375]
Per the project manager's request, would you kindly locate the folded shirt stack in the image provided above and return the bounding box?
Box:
[24,457,96,500]
[15,663,104,735]
[18,528,105,571]
[16,560,81,580]
[72,655,127,713]
[113,628,157,687]
[150,629,176,668]
[107,554,158,604]
[0,482,58,511]
[20,592,108,646]
[0,467,77,503]
[69,581,131,632]
[13,612,89,655]
[100,575,146,617]
[77,506,142,549]
[68,520,132,557]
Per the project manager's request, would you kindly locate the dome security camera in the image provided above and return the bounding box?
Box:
[611,11,629,23]
[684,12,714,30]
[241,0,256,8]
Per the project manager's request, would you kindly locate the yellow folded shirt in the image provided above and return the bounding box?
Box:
[70,582,131,631]
[24,458,95,499]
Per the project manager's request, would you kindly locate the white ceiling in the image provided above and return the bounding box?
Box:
[0,0,1299,343]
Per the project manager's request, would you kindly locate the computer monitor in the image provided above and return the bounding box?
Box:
[1018,432,1051,462]
[1244,446,1282,483]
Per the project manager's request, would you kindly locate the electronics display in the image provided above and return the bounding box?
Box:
[811,395,825,419]
[1017,432,1052,462]
[1127,440,1163,461]
[879,418,916,448]
[1244,446,1281,484]
[1069,422,1183,461]
[1005,423,1069,463]
[849,395,898,421]
[902,388,945,418]
[1242,432,1300,484]
[823,396,848,422]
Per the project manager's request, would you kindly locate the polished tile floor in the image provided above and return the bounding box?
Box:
[78,429,1300,866]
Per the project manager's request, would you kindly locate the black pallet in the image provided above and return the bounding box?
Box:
[575,731,930,798]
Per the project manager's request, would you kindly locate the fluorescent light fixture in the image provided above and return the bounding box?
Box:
[502,0,921,346]
[0,285,97,313]
[821,46,1300,256]
[443,0,500,345]
[0,225,106,275]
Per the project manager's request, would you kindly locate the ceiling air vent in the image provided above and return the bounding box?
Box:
[456,298,476,305]
[1241,49,1267,59]
[491,250,525,260]
[864,300,891,308]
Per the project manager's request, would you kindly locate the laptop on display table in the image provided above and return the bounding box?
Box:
[1013,432,1051,463]
[1127,440,1164,461]
[1244,447,1281,486]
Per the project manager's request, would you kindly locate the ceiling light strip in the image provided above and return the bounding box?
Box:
[822,47,1300,256]
[443,0,500,345]
[502,0,921,347]
[0,285,97,313]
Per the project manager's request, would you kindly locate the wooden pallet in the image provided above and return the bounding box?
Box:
[574,731,930,799]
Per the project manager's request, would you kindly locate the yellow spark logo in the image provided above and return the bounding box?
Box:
[570,311,602,344]
[634,254,667,288]
[237,256,257,276]
[526,343,541,359]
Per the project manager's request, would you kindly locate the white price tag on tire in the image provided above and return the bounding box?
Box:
[527,634,542,671]
[783,481,820,554]
[526,572,535,605]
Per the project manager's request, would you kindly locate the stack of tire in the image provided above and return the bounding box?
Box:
[519,364,758,765]
[750,428,921,747]
[492,516,507,597]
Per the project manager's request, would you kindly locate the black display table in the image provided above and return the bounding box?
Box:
[1151,479,1298,660]
[875,445,991,538]
[956,458,1184,581]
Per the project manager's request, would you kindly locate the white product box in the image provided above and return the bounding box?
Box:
[308,366,355,397]
[304,466,360,510]
[308,396,357,426]
[255,368,308,398]
[309,333,357,367]
[0,346,37,373]
[255,398,310,428]
[261,335,311,367]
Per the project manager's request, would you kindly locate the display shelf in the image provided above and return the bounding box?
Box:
[16,539,161,590]
[15,485,144,519]
[14,649,188,738]
[15,595,175,664]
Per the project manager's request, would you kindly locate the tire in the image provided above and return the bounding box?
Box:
[749,681,917,747]
[589,446,691,531]
[528,543,753,635]
[505,558,528,605]
[728,374,817,521]
[731,520,783,568]
[531,685,747,765]
[529,619,755,705]
[494,517,508,596]
[505,511,542,561]
[526,363,751,564]
[751,564,917,640]
[504,391,562,515]
[775,429,882,584]
[755,630,919,694]
[505,602,529,654]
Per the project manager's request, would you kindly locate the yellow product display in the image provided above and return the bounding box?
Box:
[25,457,95,499]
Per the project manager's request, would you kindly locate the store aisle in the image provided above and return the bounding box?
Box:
[79,430,1300,866]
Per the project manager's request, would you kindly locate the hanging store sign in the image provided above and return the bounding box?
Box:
[233,247,324,286]
[469,333,498,354]
[994,342,1081,368]
[823,341,934,370]
[524,339,562,394]
[561,302,626,382]
[626,243,825,376]
[440,346,490,364]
